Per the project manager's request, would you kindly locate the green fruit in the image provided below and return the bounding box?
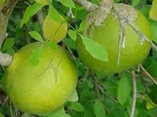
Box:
[2,42,78,115]
[76,3,151,74]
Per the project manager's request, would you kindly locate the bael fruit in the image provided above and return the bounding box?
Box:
[76,3,151,74]
[2,42,78,115]
[43,14,68,43]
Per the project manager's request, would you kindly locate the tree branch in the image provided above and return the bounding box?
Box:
[91,71,101,99]
[139,64,157,85]
[128,22,157,53]
[0,0,18,66]
[130,70,137,117]
[73,0,99,12]
[0,52,12,66]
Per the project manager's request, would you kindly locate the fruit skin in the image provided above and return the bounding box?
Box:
[2,42,78,115]
[43,15,68,43]
[76,4,151,74]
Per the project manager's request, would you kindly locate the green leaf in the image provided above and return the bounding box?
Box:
[35,0,50,5]
[70,102,85,112]
[0,112,4,117]
[149,0,157,21]
[20,3,44,27]
[114,0,122,2]
[117,73,131,105]
[140,6,151,18]
[58,0,75,8]
[64,38,76,50]
[80,35,108,62]
[29,31,44,42]
[46,41,58,49]
[78,20,87,32]
[149,19,157,43]
[2,38,15,51]
[94,100,106,117]
[48,6,63,23]
[68,90,79,102]
[46,108,71,117]
[131,0,141,7]
[68,30,77,41]
[144,94,157,110]
[29,46,43,65]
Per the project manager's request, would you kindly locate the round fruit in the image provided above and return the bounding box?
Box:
[2,42,78,115]
[76,3,151,74]
[43,15,68,43]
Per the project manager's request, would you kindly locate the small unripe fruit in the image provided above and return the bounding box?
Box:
[2,42,78,115]
[43,15,68,43]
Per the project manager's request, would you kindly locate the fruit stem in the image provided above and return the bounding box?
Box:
[91,71,101,100]
[0,0,18,66]
[139,64,157,85]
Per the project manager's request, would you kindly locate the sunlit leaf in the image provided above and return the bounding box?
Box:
[29,46,43,65]
[29,31,44,42]
[68,90,79,102]
[29,31,43,42]
[78,20,87,32]
[149,0,157,21]
[94,100,106,117]
[2,38,15,51]
[35,0,49,5]
[70,102,85,112]
[68,30,77,41]
[140,6,151,18]
[146,60,157,78]
[80,35,108,62]
[48,6,63,23]
[20,3,44,27]
[149,19,157,43]
[46,41,58,49]
[58,0,75,8]
[117,73,131,105]
[46,108,71,117]
[144,94,157,110]
[131,0,141,7]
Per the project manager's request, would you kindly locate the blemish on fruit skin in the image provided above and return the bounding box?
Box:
[111,3,138,66]
[3,42,78,114]
[49,57,62,83]
[37,56,61,83]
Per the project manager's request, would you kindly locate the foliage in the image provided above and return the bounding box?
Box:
[0,0,157,117]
